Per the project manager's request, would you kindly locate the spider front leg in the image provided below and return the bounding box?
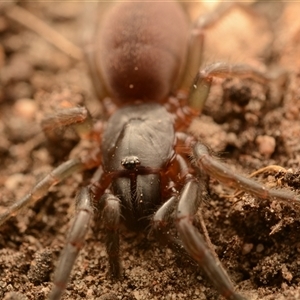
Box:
[49,187,94,300]
[176,179,247,300]
[48,171,120,299]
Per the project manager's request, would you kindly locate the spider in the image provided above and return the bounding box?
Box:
[0,2,298,300]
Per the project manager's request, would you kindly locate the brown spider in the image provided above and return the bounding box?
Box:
[0,2,298,300]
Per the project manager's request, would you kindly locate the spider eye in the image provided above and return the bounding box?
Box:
[121,156,141,170]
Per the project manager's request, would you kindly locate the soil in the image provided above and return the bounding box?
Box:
[1,2,300,300]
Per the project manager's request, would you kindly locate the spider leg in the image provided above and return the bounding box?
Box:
[49,187,94,300]
[179,23,203,96]
[97,192,122,278]
[87,161,122,277]
[192,142,300,203]
[152,195,198,265]
[189,62,273,113]
[184,2,285,113]
[152,195,182,249]
[152,195,177,241]
[195,3,265,31]
[176,179,247,300]
[0,159,82,226]
[41,106,94,141]
[0,102,103,227]
[81,3,111,103]
[180,3,264,99]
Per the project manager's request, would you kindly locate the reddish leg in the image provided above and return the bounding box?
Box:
[192,142,300,203]
[0,158,88,226]
[176,179,247,300]
[49,187,94,300]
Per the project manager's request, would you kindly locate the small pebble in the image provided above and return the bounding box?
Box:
[242,243,254,255]
[256,135,276,158]
[256,244,264,253]
[5,174,25,191]
[3,292,27,300]
[13,98,37,120]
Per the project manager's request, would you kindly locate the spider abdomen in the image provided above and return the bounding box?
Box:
[96,1,189,103]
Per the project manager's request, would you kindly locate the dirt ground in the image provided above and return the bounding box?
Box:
[1,2,300,300]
